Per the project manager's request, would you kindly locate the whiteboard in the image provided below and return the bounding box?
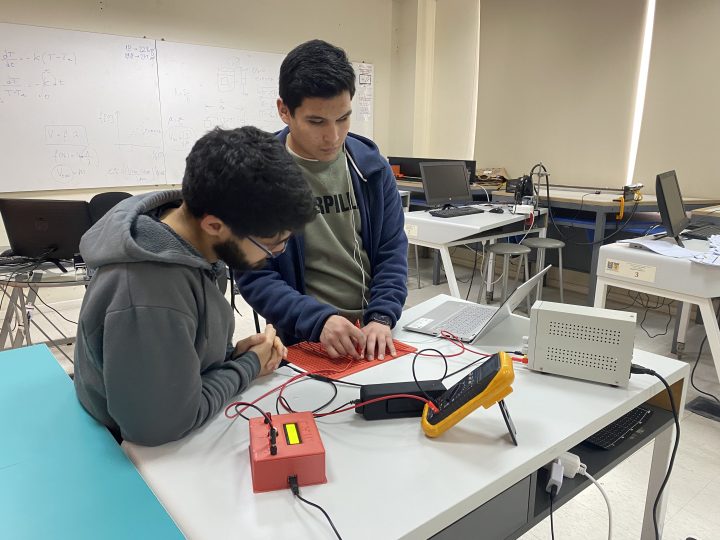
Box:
[156,41,286,182]
[157,40,375,182]
[0,23,166,191]
[352,62,374,140]
[0,23,375,192]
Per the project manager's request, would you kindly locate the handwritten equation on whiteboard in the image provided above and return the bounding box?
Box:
[355,62,373,121]
[1,48,74,102]
[0,22,165,190]
[0,22,373,191]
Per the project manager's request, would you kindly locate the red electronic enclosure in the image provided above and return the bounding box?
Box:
[248,411,326,493]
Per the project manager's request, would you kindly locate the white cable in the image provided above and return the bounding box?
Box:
[489,267,506,286]
[461,242,486,300]
[462,242,486,276]
[517,211,536,244]
[344,151,368,312]
[476,184,490,202]
[578,464,612,540]
[478,241,509,288]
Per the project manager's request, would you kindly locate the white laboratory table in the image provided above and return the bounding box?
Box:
[403,207,548,298]
[124,295,688,539]
[594,239,720,384]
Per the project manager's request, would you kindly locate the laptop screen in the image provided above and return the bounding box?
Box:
[403,265,551,342]
[473,264,551,340]
[0,198,92,260]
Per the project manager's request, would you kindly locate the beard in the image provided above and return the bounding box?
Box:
[214,239,266,271]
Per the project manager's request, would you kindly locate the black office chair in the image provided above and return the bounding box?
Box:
[88,192,132,224]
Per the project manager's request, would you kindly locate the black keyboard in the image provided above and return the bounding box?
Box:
[583,405,653,450]
[683,224,720,240]
[429,206,485,218]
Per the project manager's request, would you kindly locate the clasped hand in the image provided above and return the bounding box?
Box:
[234,324,286,376]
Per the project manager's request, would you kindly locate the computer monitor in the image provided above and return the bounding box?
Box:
[0,199,92,261]
[420,161,472,207]
[655,170,689,247]
[388,156,476,181]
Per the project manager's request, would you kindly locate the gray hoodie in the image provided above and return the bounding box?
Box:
[73,190,260,446]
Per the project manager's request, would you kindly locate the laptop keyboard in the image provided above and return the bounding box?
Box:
[683,224,720,240]
[430,206,485,218]
[439,305,495,336]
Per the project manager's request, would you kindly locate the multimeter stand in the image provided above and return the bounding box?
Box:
[498,399,518,446]
[421,352,518,445]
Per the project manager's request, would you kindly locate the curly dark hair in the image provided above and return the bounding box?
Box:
[279,39,356,114]
[182,126,316,237]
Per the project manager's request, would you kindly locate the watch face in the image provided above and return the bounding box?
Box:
[372,314,392,326]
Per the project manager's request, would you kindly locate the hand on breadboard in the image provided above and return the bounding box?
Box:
[286,340,418,378]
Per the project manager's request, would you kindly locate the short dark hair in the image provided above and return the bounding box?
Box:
[182,126,316,237]
[279,39,356,114]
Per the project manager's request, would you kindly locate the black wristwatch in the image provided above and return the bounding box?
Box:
[368,312,392,327]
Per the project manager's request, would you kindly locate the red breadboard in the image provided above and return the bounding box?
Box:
[286,340,418,378]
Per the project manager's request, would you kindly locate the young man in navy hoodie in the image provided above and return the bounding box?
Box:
[236,40,408,361]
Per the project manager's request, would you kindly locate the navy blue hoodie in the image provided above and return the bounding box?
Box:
[236,129,408,344]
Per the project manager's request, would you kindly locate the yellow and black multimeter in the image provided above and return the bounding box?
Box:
[421,351,518,444]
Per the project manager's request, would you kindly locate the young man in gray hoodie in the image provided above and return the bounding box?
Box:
[73,126,317,446]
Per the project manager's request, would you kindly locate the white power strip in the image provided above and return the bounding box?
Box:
[512,204,535,215]
[544,452,614,540]
[557,451,582,478]
[543,451,582,478]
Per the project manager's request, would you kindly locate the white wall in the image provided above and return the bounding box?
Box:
[474,0,646,185]
[428,0,479,159]
[0,0,393,245]
[389,0,421,157]
[634,0,720,198]
[387,0,480,160]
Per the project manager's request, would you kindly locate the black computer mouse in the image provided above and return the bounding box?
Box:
[489,207,504,214]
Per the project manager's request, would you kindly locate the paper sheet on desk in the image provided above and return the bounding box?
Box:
[691,235,720,267]
[692,253,720,266]
[618,237,696,258]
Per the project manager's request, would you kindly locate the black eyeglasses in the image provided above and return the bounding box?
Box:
[247,236,289,259]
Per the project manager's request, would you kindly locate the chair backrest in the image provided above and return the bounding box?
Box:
[88,192,132,224]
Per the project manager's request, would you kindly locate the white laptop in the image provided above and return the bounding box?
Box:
[403,265,551,343]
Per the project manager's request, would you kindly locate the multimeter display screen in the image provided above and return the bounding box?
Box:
[474,355,500,382]
[427,355,501,423]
